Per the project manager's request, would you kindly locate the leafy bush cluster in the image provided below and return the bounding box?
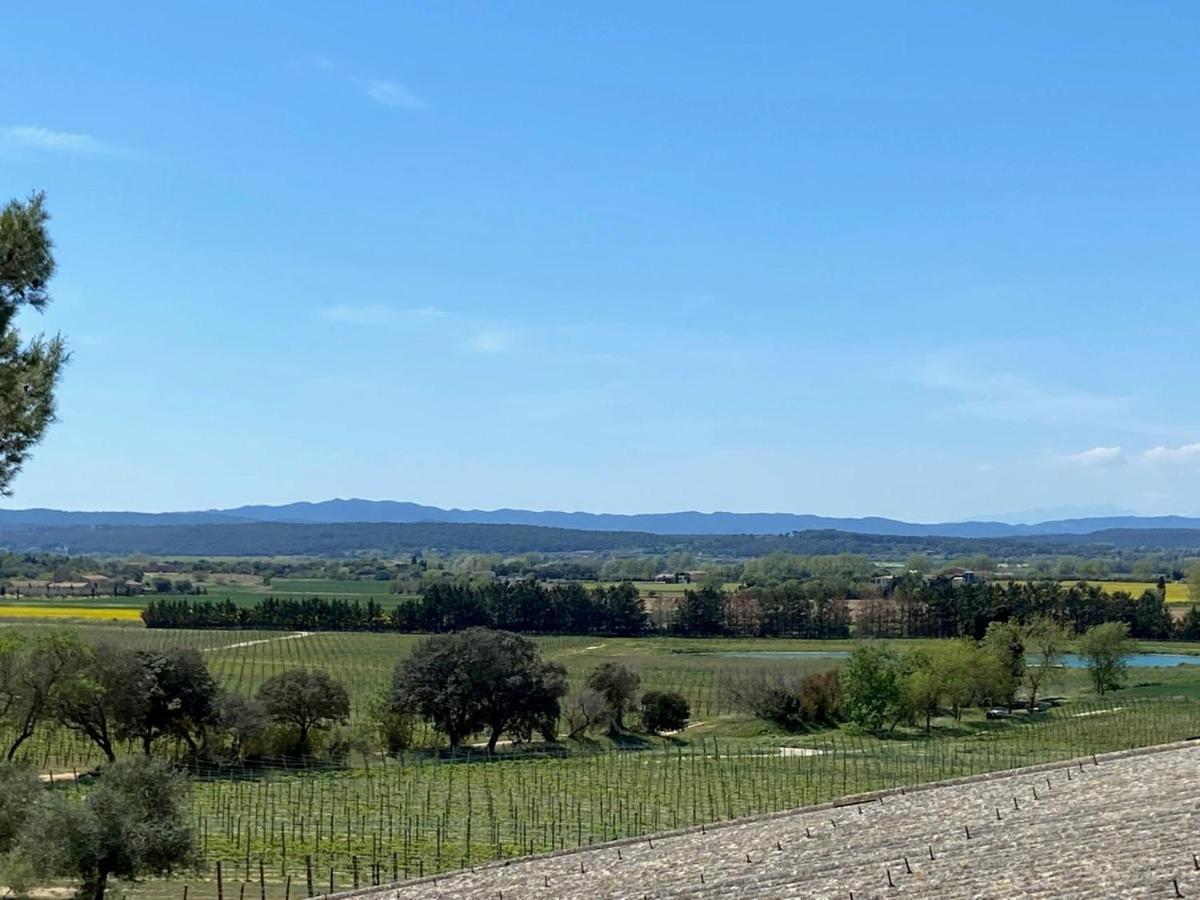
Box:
[838,619,1135,734]
[0,631,351,766]
[724,670,843,732]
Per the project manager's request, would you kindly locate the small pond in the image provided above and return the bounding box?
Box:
[713,650,1200,668]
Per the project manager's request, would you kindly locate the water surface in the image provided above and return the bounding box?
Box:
[714,650,1200,668]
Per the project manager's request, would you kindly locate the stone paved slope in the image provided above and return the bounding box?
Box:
[355,742,1200,899]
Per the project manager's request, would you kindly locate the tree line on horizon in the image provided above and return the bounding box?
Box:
[142,575,1197,640]
[11,518,1200,559]
[141,581,855,639]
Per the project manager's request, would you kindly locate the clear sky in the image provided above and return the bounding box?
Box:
[2,2,1198,521]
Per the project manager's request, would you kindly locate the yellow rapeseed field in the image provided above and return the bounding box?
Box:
[1082,581,1193,604]
[0,605,143,621]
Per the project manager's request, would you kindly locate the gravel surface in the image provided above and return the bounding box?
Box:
[347,741,1200,899]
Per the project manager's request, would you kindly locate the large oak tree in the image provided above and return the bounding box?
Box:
[391,628,567,752]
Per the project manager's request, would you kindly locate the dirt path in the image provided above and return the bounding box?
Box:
[38,769,97,783]
[1,887,74,898]
[203,631,313,652]
[1072,706,1128,718]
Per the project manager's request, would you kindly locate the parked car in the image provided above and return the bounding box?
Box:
[986,708,1011,720]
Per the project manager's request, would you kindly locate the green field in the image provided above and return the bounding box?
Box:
[268,578,402,596]
[134,578,417,614]
[199,577,416,608]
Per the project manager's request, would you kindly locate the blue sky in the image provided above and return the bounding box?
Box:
[2,2,1199,521]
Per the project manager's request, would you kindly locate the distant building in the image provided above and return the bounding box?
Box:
[950,570,983,586]
[654,571,709,584]
[79,574,115,594]
[939,567,985,585]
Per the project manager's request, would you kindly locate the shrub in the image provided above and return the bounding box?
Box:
[724,668,842,732]
[798,670,842,724]
[640,691,690,734]
[0,762,39,852]
[563,688,612,740]
[370,700,416,756]
[585,663,641,731]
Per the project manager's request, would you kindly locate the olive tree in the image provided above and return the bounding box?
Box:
[0,761,39,852]
[14,759,196,900]
[0,761,41,894]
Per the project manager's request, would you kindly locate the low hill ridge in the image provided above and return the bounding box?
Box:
[1,498,1198,538]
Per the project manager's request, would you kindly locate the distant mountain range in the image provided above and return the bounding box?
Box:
[1,498,1198,539]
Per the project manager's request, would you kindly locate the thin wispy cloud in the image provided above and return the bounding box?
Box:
[364,79,424,109]
[313,58,424,110]
[320,304,519,355]
[917,357,1131,427]
[461,328,519,355]
[1066,446,1124,466]
[1057,442,1200,467]
[1143,443,1200,464]
[2,125,129,156]
[321,304,447,326]
[319,304,619,365]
